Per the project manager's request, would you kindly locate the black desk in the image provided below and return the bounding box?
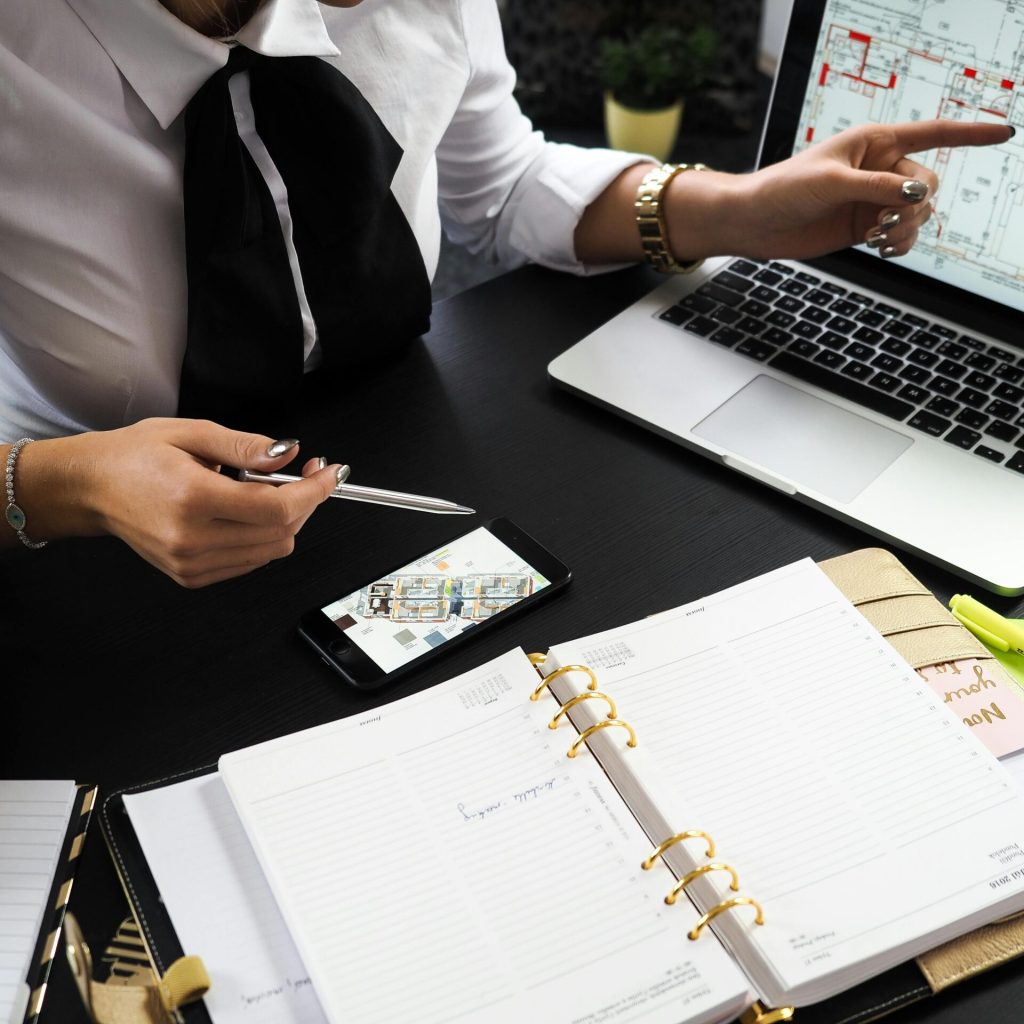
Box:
[6,264,1024,1022]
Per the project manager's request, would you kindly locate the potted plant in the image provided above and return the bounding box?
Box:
[597,23,717,161]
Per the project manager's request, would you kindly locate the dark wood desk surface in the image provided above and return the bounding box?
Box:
[6,264,1024,1022]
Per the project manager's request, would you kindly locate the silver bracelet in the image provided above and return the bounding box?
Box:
[4,438,47,549]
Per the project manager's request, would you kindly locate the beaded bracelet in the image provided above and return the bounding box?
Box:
[4,438,47,549]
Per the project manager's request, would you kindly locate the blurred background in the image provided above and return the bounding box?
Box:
[433,0,796,301]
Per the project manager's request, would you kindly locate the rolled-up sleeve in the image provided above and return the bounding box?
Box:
[436,0,649,275]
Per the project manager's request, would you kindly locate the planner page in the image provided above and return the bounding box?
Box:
[0,779,77,1024]
[545,559,1024,1007]
[220,649,753,1024]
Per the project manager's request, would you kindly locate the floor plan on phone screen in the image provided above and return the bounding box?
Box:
[320,527,551,674]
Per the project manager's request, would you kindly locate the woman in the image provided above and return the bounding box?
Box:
[0,0,1012,586]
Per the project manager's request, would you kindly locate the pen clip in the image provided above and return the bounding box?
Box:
[950,608,1011,652]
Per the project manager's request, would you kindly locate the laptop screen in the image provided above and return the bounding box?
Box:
[760,0,1024,319]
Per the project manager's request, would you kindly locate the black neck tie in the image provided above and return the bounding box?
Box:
[178,46,432,431]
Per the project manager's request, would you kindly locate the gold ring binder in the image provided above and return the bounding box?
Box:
[527,652,548,669]
[530,663,598,701]
[688,896,765,940]
[548,690,617,729]
[642,830,716,869]
[567,719,637,757]
[665,862,740,905]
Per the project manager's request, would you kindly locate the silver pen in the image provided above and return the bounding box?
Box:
[237,469,475,515]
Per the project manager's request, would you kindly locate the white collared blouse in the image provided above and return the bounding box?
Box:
[0,0,641,439]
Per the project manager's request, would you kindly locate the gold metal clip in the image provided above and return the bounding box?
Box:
[567,719,637,757]
[688,896,765,940]
[665,862,740,905]
[530,664,598,701]
[641,830,716,870]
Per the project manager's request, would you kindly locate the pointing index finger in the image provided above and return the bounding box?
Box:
[889,118,1014,155]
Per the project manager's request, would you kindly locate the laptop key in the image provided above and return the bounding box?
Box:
[715,270,755,294]
[907,410,951,437]
[848,292,874,306]
[779,279,809,296]
[935,359,967,380]
[936,340,967,361]
[815,349,846,369]
[739,298,771,318]
[767,310,796,328]
[682,292,718,314]
[902,313,928,328]
[793,321,823,340]
[768,261,795,275]
[762,327,793,346]
[804,288,833,306]
[711,326,745,347]
[927,396,959,418]
[769,351,914,420]
[729,259,760,276]
[945,426,982,450]
[776,295,804,314]
[881,338,911,356]
[826,316,857,334]
[965,370,996,391]
[818,331,847,350]
[882,321,914,339]
[736,338,778,361]
[750,285,781,303]
[1007,451,1024,474]
[995,363,1024,384]
[870,372,901,392]
[994,381,1024,404]
[659,306,693,326]
[909,348,939,367]
[871,353,902,373]
[900,365,931,384]
[845,341,875,362]
[800,306,831,324]
[991,346,1019,362]
[790,339,820,358]
[965,351,996,371]
[830,299,860,317]
[699,282,745,307]
[736,316,767,335]
[855,308,887,327]
[711,306,743,324]
[985,419,1018,443]
[898,383,929,404]
[686,315,718,337]
[975,445,1005,463]
[958,387,989,409]
[795,271,821,286]
[988,399,1018,421]
[959,335,986,351]
[929,376,960,397]
[930,324,957,339]
[853,326,884,344]
[841,360,873,381]
[956,408,989,430]
[910,330,940,349]
[875,302,902,318]
[820,281,847,295]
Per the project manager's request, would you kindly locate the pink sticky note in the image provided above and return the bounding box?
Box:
[919,659,1024,758]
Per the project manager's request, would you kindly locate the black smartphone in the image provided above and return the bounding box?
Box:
[298,517,571,690]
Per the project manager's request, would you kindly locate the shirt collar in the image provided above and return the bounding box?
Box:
[65,0,341,129]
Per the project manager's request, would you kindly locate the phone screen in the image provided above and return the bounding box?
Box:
[316,524,555,676]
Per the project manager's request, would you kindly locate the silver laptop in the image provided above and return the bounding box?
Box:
[549,0,1024,595]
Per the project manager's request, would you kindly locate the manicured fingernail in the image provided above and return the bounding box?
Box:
[267,438,299,457]
[880,245,897,258]
[1009,126,1017,138]
[880,211,901,228]
[336,464,351,485]
[901,180,928,202]
[866,229,887,249]
[315,456,327,471]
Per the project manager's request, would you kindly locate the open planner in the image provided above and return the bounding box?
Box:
[102,554,1024,1024]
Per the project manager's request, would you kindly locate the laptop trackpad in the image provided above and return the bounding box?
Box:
[692,375,913,504]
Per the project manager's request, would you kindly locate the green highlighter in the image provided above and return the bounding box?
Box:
[949,594,1024,656]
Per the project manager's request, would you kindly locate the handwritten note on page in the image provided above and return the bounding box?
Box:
[220,649,752,1024]
[0,779,77,1024]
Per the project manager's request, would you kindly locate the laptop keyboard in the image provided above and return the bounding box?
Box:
[658,258,1024,476]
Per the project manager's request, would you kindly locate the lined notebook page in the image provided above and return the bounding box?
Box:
[124,773,328,1024]
[221,649,752,1024]
[547,560,1024,1005]
[0,779,77,1024]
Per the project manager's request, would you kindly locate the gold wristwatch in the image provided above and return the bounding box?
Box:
[635,162,708,274]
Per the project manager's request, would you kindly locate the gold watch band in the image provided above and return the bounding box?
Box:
[635,162,708,274]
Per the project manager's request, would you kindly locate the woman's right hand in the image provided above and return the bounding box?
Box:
[5,418,343,587]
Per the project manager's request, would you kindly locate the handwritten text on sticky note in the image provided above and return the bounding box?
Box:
[918,659,1024,758]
